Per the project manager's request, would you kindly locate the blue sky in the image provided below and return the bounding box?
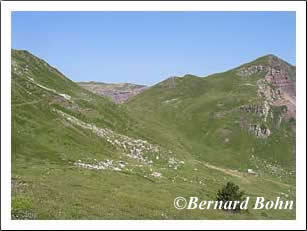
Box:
[12,11,296,85]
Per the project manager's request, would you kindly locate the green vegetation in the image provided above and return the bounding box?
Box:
[127,66,295,173]
[216,182,245,212]
[11,49,296,220]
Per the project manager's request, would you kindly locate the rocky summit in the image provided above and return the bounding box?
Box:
[11,49,296,220]
[237,55,296,119]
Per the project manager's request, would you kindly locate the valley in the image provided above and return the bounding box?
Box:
[11,49,296,220]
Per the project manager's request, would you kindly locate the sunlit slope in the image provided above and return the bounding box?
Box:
[11,50,295,219]
[12,49,141,165]
[128,55,296,174]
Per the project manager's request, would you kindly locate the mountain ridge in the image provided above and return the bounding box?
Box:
[11,49,296,220]
[77,81,148,103]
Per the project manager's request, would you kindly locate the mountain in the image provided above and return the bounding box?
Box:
[11,50,296,220]
[128,54,296,170]
[77,81,147,103]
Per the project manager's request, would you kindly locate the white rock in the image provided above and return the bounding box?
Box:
[247,169,256,174]
[151,172,162,178]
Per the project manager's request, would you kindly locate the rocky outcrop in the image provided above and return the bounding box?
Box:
[264,57,296,119]
[239,104,267,115]
[239,55,296,119]
[239,103,273,122]
[237,65,267,77]
[55,109,184,171]
[257,78,282,103]
[238,55,295,139]
[248,124,271,138]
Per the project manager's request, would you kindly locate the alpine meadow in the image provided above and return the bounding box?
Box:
[11,49,296,220]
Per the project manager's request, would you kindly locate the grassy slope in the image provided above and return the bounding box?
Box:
[128,65,295,172]
[12,50,295,219]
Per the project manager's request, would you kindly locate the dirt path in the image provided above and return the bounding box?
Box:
[12,100,42,107]
[204,162,243,178]
[195,160,293,188]
[195,160,244,179]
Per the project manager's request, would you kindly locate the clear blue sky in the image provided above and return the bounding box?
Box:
[12,11,295,85]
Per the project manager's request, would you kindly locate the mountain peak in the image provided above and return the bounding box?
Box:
[261,54,279,59]
[235,54,295,73]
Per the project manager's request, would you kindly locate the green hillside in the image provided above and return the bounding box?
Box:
[127,56,296,173]
[12,50,296,220]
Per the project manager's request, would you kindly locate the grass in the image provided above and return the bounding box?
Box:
[11,49,296,219]
[12,158,295,219]
[127,68,295,171]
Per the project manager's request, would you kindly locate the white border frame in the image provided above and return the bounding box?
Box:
[1,1,306,230]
